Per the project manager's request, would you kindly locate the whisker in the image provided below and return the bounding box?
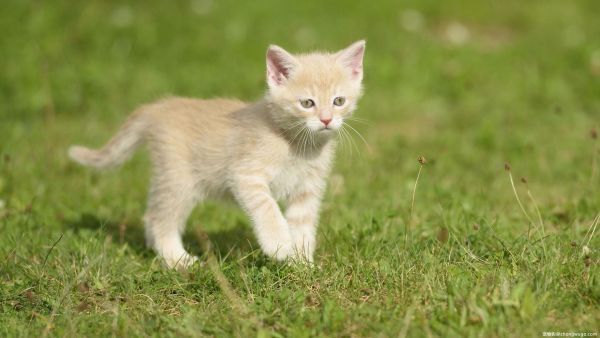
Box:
[289,124,306,146]
[347,128,360,155]
[300,128,309,157]
[304,129,311,157]
[345,117,372,125]
[339,125,357,157]
[336,128,348,154]
[344,122,370,152]
[281,121,305,138]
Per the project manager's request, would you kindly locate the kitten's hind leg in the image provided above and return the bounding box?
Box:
[143,179,200,269]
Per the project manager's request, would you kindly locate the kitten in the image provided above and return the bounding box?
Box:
[69,40,366,268]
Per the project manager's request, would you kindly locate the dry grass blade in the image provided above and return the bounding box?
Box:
[582,213,600,248]
[521,177,547,255]
[591,128,598,184]
[41,233,64,272]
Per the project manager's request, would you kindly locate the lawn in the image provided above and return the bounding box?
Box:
[1,0,599,336]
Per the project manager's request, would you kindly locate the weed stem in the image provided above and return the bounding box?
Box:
[507,168,534,239]
[583,213,600,248]
[525,187,547,256]
[410,165,423,222]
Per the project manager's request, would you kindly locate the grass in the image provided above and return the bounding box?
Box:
[1,0,599,336]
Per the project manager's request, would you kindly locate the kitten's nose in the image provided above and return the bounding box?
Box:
[320,118,332,127]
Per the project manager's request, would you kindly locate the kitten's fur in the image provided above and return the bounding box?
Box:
[69,41,365,268]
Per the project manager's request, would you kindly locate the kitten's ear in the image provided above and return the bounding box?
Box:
[335,40,366,81]
[266,45,299,87]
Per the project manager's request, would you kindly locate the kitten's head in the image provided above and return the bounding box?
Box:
[265,40,365,134]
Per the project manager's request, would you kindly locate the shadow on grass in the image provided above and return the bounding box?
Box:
[65,213,150,255]
[65,213,260,264]
[184,220,259,260]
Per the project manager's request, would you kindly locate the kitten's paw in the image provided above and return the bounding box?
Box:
[262,242,293,261]
[259,233,294,261]
[162,252,199,270]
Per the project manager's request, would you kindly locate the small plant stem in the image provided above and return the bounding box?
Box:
[41,233,64,271]
[406,157,426,247]
[526,190,545,237]
[583,213,600,248]
[526,188,546,255]
[410,164,423,222]
[508,171,534,239]
[591,141,598,184]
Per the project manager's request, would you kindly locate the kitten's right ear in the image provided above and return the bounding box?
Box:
[266,45,299,88]
[335,40,366,81]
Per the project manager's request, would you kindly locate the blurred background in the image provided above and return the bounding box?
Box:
[1,0,599,335]
[2,0,598,215]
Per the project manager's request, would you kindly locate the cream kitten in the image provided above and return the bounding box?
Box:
[68,40,366,268]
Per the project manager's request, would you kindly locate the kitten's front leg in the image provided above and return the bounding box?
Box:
[233,177,293,260]
[285,186,323,263]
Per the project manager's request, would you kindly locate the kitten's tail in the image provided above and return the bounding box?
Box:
[68,110,147,169]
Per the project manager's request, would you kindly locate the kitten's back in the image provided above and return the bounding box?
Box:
[68,97,248,170]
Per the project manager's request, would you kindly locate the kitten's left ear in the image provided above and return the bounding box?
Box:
[335,40,366,81]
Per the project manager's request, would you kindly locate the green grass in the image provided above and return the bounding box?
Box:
[1,0,599,336]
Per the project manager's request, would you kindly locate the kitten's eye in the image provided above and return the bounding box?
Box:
[300,99,315,108]
[333,97,346,106]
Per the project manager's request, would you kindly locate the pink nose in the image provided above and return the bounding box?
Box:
[320,118,332,127]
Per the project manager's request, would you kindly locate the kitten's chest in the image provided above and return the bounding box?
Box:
[269,158,318,200]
